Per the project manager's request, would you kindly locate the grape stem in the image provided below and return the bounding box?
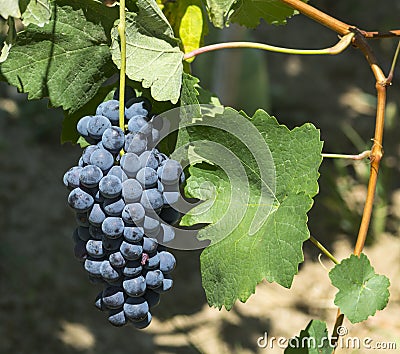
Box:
[309,236,339,264]
[321,150,371,160]
[118,0,127,156]
[183,32,355,61]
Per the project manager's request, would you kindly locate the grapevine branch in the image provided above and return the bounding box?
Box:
[183,33,355,61]
[278,0,390,350]
[309,236,339,264]
[321,150,371,160]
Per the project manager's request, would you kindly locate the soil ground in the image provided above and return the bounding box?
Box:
[1,1,400,353]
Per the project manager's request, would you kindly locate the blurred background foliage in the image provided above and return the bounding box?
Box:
[1,0,400,353]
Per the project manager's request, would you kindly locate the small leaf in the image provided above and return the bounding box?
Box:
[111,0,184,104]
[329,253,390,323]
[22,0,51,27]
[1,0,118,113]
[284,320,332,354]
[181,108,323,309]
[0,0,21,19]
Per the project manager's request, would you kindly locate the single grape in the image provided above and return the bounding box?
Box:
[136,167,158,188]
[140,189,163,211]
[123,297,149,321]
[82,145,100,165]
[123,276,146,297]
[88,203,106,226]
[139,150,159,170]
[163,191,180,206]
[90,148,114,172]
[98,100,120,124]
[159,251,176,273]
[109,251,126,268]
[63,166,82,189]
[120,153,141,177]
[159,223,176,243]
[102,217,124,238]
[145,270,164,289]
[148,128,160,148]
[127,116,152,135]
[107,165,128,183]
[121,203,145,225]
[158,159,183,185]
[125,97,151,119]
[120,241,142,260]
[108,308,127,327]
[84,258,103,277]
[89,225,104,240]
[79,165,103,188]
[143,237,158,253]
[68,188,94,212]
[122,179,142,203]
[123,260,142,277]
[143,216,161,237]
[125,133,147,155]
[87,115,112,139]
[100,260,121,283]
[77,116,92,137]
[144,252,160,269]
[86,239,105,258]
[102,286,125,309]
[123,227,144,243]
[103,198,125,216]
[102,126,125,152]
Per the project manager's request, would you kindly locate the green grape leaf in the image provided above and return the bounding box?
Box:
[0,0,21,19]
[204,0,306,28]
[163,0,208,60]
[284,320,332,354]
[21,0,51,27]
[110,0,184,104]
[181,108,323,309]
[329,253,390,324]
[1,0,118,113]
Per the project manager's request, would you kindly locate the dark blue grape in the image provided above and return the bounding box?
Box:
[125,133,147,155]
[99,175,122,199]
[89,225,104,240]
[143,290,160,308]
[131,312,152,329]
[136,167,158,188]
[123,227,144,243]
[90,148,114,172]
[84,258,103,277]
[79,165,103,188]
[102,235,122,251]
[98,100,120,124]
[123,260,142,277]
[139,150,159,170]
[107,165,128,182]
[77,116,92,137]
[120,241,142,260]
[158,159,182,185]
[86,239,105,258]
[145,270,164,289]
[82,145,99,165]
[127,116,152,135]
[140,188,163,211]
[123,276,146,297]
[75,212,89,227]
[63,166,82,189]
[143,237,158,253]
[77,226,91,241]
[143,216,160,236]
[153,277,173,294]
[102,126,125,152]
[100,260,121,283]
[121,203,145,225]
[87,115,111,139]
[108,308,127,327]
[102,217,124,238]
[103,198,125,216]
[159,251,176,273]
[123,297,149,321]
[73,239,87,261]
[120,153,140,177]
[109,251,126,268]
[145,252,160,269]
[163,191,180,206]
[88,203,106,226]
[68,188,94,212]
[102,286,125,309]
[122,179,142,203]
[125,97,150,119]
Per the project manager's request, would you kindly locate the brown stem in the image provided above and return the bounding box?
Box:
[279,0,351,35]
[360,29,400,39]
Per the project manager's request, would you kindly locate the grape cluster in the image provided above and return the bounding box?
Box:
[63,89,183,328]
